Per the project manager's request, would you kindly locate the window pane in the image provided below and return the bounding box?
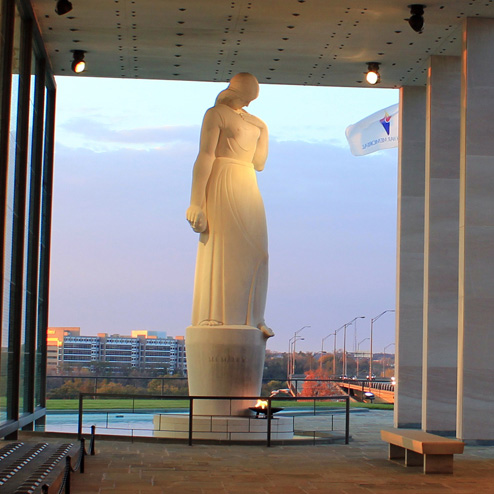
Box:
[21,49,37,414]
[0,3,21,426]
[33,75,47,410]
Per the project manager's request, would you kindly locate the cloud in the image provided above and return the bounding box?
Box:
[58,117,201,146]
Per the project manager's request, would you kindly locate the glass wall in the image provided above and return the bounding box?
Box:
[19,38,38,417]
[0,0,56,438]
[25,51,47,414]
[0,0,20,428]
[35,84,55,413]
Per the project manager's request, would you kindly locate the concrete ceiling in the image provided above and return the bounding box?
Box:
[31,0,494,88]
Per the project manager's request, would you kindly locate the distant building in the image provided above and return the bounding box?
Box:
[131,330,168,339]
[46,327,81,369]
[49,328,186,374]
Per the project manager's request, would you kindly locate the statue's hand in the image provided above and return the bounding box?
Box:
[186,205,207,233]
[242,112,266,131]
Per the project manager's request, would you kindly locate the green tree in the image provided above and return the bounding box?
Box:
[263,352,288,380]
[47,379,94,399]
[261,380,284,396]
[319,353,334,374]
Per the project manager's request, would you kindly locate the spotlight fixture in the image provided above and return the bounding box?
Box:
[365,62,380,85]
[55,0,73,15]
[71,50,86,73]
[407,4,425,33]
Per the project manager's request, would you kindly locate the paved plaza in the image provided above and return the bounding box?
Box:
[25,410,494,494]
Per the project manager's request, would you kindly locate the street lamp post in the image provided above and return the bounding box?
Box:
[369,310,395,380]
[320,333,333,370]
[333,331,338,376]
[292,326,310,366]
[383,342,395,378]
[356,337,370,378]
[321,333,332,355]
[322,323,348,377]
[287,337,293,380]
[343,316,365,378]
[292,325,310,377]
[287,325,310,380]
[290,336,305,376]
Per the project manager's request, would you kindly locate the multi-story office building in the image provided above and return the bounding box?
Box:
[99,335,141,367]
[61,335,100,365]
[46,327,80,369]
[56,329,186,374]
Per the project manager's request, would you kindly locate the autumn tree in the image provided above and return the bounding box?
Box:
[47,379,94,399]
[147,378,188,396]
[300,369,345,397]
[97,380,143,395]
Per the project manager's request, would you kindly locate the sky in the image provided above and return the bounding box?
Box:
[49,76,399,355]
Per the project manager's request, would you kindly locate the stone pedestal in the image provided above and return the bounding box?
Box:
[153,414,294,441]
[186,325,266,416]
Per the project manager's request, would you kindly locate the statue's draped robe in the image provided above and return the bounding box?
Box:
[192,104,268,328]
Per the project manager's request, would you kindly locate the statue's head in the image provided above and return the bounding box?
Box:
[228,73,259,101]
[216,73,259,107]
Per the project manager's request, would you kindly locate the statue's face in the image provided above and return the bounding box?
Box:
[229,73,259,105]
[242,85,259,104]
[230,96,251,110]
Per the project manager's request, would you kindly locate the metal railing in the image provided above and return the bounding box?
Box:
[286,377,394,396]
[47,374,393,401]
[46,375,189,397]
[41,426,96,493]
[76,392,350,446]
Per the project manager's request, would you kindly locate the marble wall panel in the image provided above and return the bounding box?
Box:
[395,86,426,429]
[422,56,461,435]
[458,18,494,441]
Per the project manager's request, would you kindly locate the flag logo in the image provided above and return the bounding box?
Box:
[345,103,399,156]
[380,112,392,135]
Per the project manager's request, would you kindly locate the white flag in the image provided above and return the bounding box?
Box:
[345,103,399,156]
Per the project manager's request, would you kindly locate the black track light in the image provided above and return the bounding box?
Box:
[56,0,73,16]
[71,50,86,73]
[408,4,425,33]
[365,62,381,85]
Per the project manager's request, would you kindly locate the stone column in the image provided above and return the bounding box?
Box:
[422,56,461,435]
[394,86,426,429]
[458,17,494,441]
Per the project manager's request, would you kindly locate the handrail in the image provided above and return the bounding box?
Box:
[72,438,85,473]
[41,424,96,493]
[62,456,72,494]
[48,375,393,398]
[77,392,350,446]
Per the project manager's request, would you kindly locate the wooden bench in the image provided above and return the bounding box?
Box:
[381,428,465,474]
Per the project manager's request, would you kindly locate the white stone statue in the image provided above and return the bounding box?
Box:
[186,73,274,338]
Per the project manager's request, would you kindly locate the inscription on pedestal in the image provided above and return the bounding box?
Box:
[186,326,267,416]
[209,355,247,363]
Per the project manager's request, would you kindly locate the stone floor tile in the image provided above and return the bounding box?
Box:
[18,410,494,494]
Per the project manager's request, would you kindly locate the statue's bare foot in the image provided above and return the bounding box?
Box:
[199,319,223,326]
[258,323,275,338]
